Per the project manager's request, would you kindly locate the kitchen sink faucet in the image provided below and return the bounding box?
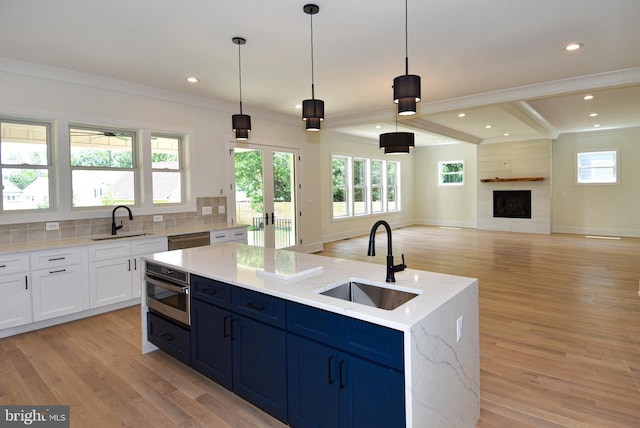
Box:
[367,220,406,283]
[111,205,133,235]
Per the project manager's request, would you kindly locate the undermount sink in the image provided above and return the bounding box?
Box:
[317,279,420,310]
[90,233,151,241]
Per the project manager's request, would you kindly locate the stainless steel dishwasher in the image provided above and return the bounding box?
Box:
[167,231,210,250]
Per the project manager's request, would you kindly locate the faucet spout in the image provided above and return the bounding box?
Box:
[367,220,406,283]
[111,205,133,235]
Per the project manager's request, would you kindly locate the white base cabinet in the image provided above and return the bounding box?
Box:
[30,247,88,322]
[89,237,167,308]
[0,252,32,329]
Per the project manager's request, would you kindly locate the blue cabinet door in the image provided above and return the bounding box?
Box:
[190,298,233,389]
[233,314,288,423]
[287,334,340,428]
[339,354,406,428]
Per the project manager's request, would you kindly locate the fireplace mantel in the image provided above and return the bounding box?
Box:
[480,177,544,183]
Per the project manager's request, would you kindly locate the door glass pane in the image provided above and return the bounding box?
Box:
[273,151,296,249]
[235,148,264,247]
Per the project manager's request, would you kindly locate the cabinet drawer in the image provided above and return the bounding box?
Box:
[131,237,167,256]
[228,228,247,242]
[233,288,285,329]
[148,312,191,365]
[287,301,339,347]
[30,247,84,269]
[339,317,404,371]
[88,241,130,261]
[210,231,230,244]
[191,275,231,308]
[0,253,29,274]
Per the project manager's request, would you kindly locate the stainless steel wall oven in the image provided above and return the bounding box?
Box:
[145,262,190,326]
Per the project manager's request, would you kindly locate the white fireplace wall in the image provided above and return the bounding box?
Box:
[477,139,551,234]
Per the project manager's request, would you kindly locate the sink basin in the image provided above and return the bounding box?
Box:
[90,233,151,241]
[317,280,419,310]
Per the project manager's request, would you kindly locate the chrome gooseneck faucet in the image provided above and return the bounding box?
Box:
[367,220,406,283]
[111,205,133,235]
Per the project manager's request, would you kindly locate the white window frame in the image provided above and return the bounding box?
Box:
[0,118,53,213]
[352,157,369,216]
[576,150,619,185]
[151,132,184,205]
[438,160,465,186]
[331,155,401,219]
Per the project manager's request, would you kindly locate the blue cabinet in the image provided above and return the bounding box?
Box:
[190,275,288,424]
[147,311,191,365]
[287,301,405,428]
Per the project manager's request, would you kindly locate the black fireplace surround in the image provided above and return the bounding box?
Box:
[493,190,531,219]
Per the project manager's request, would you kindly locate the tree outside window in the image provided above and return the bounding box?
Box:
[439,160,464,186]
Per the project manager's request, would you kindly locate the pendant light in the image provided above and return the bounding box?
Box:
[302,4,324,131]
[393,0,421,116]
[379,105,415,154]
[231,36,251,141]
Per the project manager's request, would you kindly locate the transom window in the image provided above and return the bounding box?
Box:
[0,119,51,211]
[331,155,400,219]
[70,127,135,207]
[438,160,465,186]
[577,150,618,184]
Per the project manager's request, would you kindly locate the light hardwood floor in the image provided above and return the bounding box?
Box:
[1,226,639,427]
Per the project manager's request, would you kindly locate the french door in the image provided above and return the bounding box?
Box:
[234,145,298,249]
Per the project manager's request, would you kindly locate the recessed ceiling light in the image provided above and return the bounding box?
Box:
[186,76,199,83]
[294,104,302,109]
[375,125,381,129]
[485,125,492,129]
[583,94,594,100]
[589,113,598,117]
[565,43,583,51]
[504,133,510,137]
[593,124,601,128]
[457,113,466,118]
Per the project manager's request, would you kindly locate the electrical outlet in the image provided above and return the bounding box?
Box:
[45,222,60,231]
[456,316,463,342]
[202,206,212,215]
[153,215,163,222]
[218,205,225,214]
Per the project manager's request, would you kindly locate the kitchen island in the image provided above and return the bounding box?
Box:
[142,243,479,428]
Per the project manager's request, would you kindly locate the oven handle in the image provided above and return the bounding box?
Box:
[145,275,189,294]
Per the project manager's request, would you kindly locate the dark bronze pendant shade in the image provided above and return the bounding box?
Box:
[232,36,251,141]
[392,0,421,116]
[379,131,415,154]
[301,4,324,131]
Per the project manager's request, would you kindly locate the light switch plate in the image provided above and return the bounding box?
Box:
[153,215,163,222]
[202,206,212,215]
[456,316,463,342]
[218,205,225,214]
[45,222,60,231]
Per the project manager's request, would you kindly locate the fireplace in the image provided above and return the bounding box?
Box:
[493,190,531,219]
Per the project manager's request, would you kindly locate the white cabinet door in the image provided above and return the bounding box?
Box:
[0,273,32,328]
[31,266,85,322]
[89,258,133,308]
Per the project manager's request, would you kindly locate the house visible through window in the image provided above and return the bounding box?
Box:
[0,119,51,211]
[70,126,135,207]
[577,150,618,184]
[439,160,465,185]
[151,134,183,204]
[331,155,400,219]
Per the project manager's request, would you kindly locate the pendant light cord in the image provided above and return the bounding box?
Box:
[310,11,316,100]
[237,42,244,114]
[404,0,409,75]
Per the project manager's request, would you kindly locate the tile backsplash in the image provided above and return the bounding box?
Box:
[0,196,227,245]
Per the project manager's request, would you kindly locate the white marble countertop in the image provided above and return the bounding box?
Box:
[142,243,477,331]
[0,223,247,255]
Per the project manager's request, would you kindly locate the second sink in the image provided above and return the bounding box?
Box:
[318,280,419,310]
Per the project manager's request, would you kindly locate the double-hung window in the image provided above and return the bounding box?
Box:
[353,158,368,216]
[577,150,618,184]
[69,127,135,207]
[0,119,52,211]
[439,160,465,186]
[331,155,400,219]
[151,133,183,204]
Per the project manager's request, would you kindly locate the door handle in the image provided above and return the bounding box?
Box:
[271,212,275,224]
[265,213,269,226]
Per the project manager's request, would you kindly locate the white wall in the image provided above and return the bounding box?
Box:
[0,65,324,251]
[319,132,416,243]
[552,127,640,237]
[413,143,478,228]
